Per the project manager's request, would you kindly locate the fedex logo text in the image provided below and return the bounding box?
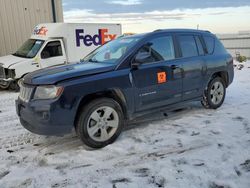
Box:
[75,29,117,47]
[33,26,48,36]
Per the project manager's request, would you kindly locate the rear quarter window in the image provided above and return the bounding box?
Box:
[203,36,215,54]
[214,38,228,54]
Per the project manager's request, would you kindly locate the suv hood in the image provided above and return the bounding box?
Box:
[0,55,27,68]
[24,62,116,85]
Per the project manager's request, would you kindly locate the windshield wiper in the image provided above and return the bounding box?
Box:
[13,53,26,58]
[88,59,99,63]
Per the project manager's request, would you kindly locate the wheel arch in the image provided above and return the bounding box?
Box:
[210,71,229,87]
[74,89,128,128]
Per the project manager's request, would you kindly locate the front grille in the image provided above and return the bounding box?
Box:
[19,81,34,102]
[0,66,5,79]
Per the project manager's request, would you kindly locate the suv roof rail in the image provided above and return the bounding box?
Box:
[153,29,211,33]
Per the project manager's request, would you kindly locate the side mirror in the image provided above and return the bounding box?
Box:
[132,51,151,68]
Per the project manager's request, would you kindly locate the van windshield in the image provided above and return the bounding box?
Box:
[83,37,141,64]
[13,39,44,58]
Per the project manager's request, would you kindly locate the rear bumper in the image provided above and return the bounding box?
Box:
[16,98,73,136]
[228,63,234,86]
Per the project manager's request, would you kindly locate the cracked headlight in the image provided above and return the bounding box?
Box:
[34,85,64,100]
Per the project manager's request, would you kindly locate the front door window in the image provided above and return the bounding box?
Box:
[41,41,62,59]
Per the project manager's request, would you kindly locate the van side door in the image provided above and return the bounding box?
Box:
[39,39,67,68]
[131,34,183,112]
[176,34,206,100]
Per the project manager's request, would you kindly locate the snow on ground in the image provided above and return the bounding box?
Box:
[0,63,250,188]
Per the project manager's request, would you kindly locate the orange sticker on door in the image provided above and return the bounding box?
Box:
[157,72,167,84]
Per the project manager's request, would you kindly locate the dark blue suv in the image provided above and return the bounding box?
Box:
[16,29,234,148]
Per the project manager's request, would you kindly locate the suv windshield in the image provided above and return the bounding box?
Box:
[13,39,44,58]
[83,37,141,64]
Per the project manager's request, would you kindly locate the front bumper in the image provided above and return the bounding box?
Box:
[15,98,73,136]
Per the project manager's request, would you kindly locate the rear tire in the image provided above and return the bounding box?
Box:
[201,77,226,109]
[76,98,124,148]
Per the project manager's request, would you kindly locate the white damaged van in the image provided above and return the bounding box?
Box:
[0,23,122,89]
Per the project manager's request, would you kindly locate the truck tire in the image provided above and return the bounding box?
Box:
[9,80,20,92]
[0,84,10,90]
[201,77,226,109]
[76,98,124,148]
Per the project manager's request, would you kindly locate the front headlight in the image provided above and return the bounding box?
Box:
[33,85,64,100]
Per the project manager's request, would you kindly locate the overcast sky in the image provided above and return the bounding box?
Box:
[62,0,250,34]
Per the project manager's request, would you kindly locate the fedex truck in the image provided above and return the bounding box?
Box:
[0,23,122,89]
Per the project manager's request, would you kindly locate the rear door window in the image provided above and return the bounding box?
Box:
[178,35,198,58]
[203,36,215,54]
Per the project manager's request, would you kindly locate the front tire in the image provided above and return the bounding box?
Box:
[0,84,10,90]
[76,98,124,148]
[201,77,226,109]
[9,80,20,91]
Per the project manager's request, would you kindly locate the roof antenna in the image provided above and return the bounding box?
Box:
[197,24,199,30]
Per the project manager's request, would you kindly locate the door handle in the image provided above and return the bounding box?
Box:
[171,65,179,69]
